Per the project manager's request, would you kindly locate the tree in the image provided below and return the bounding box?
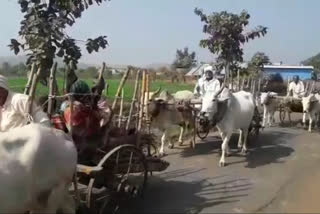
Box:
[248,52,270,77]
[302,53,320,72]
[9,0,109,83]
[194,8,268,81]
[1,62,11,73]
[172,47,197,70]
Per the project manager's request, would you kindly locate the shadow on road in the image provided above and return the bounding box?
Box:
[125,175,251,214]
[180,128,297,169]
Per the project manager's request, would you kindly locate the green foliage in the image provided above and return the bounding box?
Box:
[194,8,267,67]
[172,47,197,69]
[9,0,110,82]
[0,62,28,76]
[248,52,270,77]
[302,53,320,72]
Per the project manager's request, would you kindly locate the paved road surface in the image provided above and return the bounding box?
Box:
[123,118,320,213]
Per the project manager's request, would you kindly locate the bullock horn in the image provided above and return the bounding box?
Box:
[153,86,161,96]
[214,83,225,98]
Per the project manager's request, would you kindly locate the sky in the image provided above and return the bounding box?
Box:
[1,0,320,67]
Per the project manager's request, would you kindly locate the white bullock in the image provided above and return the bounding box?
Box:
[302,93,320,132]
[0,124,77,213]
[260,92,279,127]
[149,90,195,156]
[200,85,255,167]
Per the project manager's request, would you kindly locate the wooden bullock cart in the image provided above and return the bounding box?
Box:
[25,62,169,214]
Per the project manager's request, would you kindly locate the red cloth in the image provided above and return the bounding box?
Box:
[64,101,101,137]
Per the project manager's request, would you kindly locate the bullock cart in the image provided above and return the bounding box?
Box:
[48,92,169,214]
[43,69,168,213]
[276,96,303,123]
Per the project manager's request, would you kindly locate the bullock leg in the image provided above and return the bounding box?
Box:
[267,112,272,127]
[262,106,267,128]
[178,125,184,146]
[241,129,249,154]
[219,133,231,167]
[237,130,243,150]
[309,113,314,133]
[159,131,167,156]
[302,112,307,129]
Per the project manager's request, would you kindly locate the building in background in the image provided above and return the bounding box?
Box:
[263,65,314,80]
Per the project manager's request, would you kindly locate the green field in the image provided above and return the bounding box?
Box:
[8,78,194,101]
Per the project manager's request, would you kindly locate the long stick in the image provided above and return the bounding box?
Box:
[241,76,245,90]
[138,71,146,131]
[237,69,240,92]
[112,68,130,111]
[27,66,42,115]
[126,70,141,131]
[146,70,150,132]
[258,78,261,94]
[47,62,58,118]
[118,88,124,128]
[24,63,36,95]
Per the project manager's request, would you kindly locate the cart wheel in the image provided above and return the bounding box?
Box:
[86,144,148,214]
[279,106,286,123]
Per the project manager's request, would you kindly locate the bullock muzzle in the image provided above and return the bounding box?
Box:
[199,113,210,129]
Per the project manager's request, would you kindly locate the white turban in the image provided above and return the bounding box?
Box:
[0,75,9,91]
[204,65,217,75]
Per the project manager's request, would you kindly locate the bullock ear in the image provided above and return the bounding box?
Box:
[217,97,230,103]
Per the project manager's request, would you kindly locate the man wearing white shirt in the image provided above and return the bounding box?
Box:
[202,66,221,96]
[287,75,305,98]
[0,75,50,132]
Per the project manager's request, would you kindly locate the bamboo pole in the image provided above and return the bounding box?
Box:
[252,79,256,98]
[145,70,150,132]
[118,88,124,128]
[138,71,146,131]
[98,62,106,80]
[112,68,130,111]
[27,66,42,115]
[126,70,141,131]
[258,78,261,94]
[241,76,245,90]
[24,63,36,95]
[237,69,240,92]
[47,62,58,118]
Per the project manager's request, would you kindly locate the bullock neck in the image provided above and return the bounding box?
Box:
[211,99,229,125]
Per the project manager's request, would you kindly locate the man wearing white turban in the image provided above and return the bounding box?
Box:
[201,65,221,96]
[0,75,50,132]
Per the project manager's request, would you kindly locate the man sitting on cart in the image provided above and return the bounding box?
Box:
[202,65,221,96]
[61,80,111,154]
[0,75,50,132]
[287,75,305,99]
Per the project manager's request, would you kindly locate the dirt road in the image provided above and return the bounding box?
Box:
[124,117,320,213]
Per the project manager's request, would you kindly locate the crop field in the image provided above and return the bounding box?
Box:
[8,77,194,101]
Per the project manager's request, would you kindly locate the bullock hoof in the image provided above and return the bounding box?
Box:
[168,144,174,149]
[308,129,312,133]
[179,141,183,146]
[190,141,195,149]
[241,149,248,155]
[219,161,226,167]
